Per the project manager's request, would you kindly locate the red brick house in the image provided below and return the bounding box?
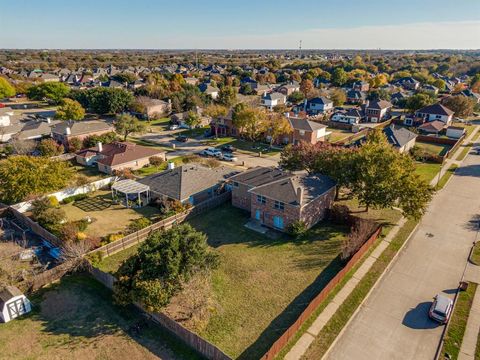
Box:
[286,117,327,145]
[229,167,336,232]
[364,100,392,123]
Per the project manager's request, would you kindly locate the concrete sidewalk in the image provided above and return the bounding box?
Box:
[284,217,407,360]
[459,282,480,360]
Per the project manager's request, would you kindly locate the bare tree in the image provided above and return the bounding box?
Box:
[59,240,92,272]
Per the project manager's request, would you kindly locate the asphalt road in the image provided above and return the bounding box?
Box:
[324,151,480,360]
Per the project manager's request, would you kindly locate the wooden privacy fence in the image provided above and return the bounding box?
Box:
[90,267,231,360]
[7,207,61,247]
[89,191,232,258]
[261,226,382,360]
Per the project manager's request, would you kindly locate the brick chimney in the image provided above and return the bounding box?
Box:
[297,187,304,205]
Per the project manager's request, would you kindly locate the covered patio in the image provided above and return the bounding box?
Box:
[111,179,151,208]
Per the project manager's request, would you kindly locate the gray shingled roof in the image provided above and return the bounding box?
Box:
[416,103,454,116]
[250,171,336,206]
[288,117,326,131]
[52,120,112,136]
[384,125,418,148]
[228,166,289,187]
[138,164,238,202]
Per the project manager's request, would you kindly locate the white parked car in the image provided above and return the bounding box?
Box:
[201,147,222,157]
[429,294,453,324]
[169,124,179,130]
[221,153,238,162]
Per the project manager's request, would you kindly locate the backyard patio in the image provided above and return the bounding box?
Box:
[61,190,159,238]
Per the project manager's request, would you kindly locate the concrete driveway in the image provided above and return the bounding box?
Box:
[324,152,480,360]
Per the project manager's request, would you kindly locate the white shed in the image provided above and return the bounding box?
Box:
[0,286,32,323]
[446,126,465,139]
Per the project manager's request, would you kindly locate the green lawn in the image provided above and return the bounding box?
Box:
[0,275,200,360]
[457,144,473,161]
[326,128,352,143]
[441,282,478,360]
[437,164,458,190]
[147,117,170,129]
[133,156,199,177]
[416,141,453,156]
[415,162,442,183]
[61,190,160,238]
[202,137,281,156]
[126,137,172,152]
[471,242,480,266]
[180,126,209,138]
[98,204,349,359]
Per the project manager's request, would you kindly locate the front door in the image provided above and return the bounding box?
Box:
[273,216,284,230]
[255,209,262,222]
[7,299,26,320]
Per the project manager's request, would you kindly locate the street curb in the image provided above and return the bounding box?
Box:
[321,219,420,360]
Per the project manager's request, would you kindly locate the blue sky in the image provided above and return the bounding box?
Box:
[1,0,479,49]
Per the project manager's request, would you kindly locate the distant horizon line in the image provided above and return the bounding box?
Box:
[1,48,479,52]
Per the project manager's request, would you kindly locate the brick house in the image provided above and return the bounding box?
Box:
[414,103,454,125]
[352,81,370,92]
[364,100,392,122]
[229,167,336,232]
[286,117,327,145]
[51,120,113,149]
[261,92,286,110]
[76,141,165,174]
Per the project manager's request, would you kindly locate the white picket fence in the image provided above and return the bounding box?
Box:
[12,176,116,213]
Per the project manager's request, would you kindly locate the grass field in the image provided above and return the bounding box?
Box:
[416,141,452,156]
[61,190,159,238]
[98,204,349,359]
[326,128,352,143]
[471,242,480,266]
[441,282,478,360]
[0,275,200,360]
[202,137,282,156]
[415,162,442,183]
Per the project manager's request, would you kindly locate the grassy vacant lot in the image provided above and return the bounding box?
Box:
[326,128,352,143]
[0,275,199,360]
[415,162,442,183]
[416,141,452,156]
[61,190,159,238]
[202,137,281,156]
[98,204,349,359]
[441,282,478,360]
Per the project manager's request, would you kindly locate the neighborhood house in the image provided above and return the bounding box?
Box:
[229,167,336,231]
[76,141,165,174]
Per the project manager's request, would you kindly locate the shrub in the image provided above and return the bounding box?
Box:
[341,218,378,261]
[329,204,351,225]
[58,221,80,242]
[114,224,219,312]
[86,236,101,249]
[62,193,87,204]
[126,217,152,234]
[104,233,124,245]
[289,220,308,239]
[203,158,221,168]
[149,156,165,167]
[48,196,59,207]
[86,251,103,267]
[182,154,201,164]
